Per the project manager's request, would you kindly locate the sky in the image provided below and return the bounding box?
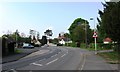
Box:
[0,1,106,38]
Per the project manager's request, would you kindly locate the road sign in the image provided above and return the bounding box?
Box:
[93,32,98,38]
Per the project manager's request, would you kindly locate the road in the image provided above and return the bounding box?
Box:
[2,46,117,71]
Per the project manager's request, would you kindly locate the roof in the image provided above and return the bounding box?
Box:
[103,37,112,42]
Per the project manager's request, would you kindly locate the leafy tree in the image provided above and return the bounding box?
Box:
[98,2,120,51]
[98,2,120,41]
[64,33,70,38]
[97,10,107,43]
[68,18,93,47]
[44,29,53,36]
[33,35,36,41]
[52,38,59,44]
[72,26,85,43]
[41,36,47,45]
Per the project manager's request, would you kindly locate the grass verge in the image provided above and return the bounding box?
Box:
[15,49,22,54]
[97,51,120,64]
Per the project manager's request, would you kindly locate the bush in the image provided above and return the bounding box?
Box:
[65,42,77,47]
[80,43,86,48]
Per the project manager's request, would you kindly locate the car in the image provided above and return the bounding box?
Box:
[22,43,34,49]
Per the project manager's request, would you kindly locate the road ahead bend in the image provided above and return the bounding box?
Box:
[2,46,115,71]
[2,46,85,70]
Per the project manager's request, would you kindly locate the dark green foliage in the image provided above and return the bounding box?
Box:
[102,2,120,41]
[44,29,53,36]
[98,2,120,42]
[41,36,47,45]
[65,42,77,47]
[52,38,59,44]
[2,36,15,56]
[98,2,120,52]
[68,18,93,47]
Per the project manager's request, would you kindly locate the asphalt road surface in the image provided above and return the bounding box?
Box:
[2,46,117,71]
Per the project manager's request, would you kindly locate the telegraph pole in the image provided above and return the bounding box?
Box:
[85,20,87,48]
[16,29,18,48]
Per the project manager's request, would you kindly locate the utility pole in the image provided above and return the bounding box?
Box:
[16,29,18,48]
[85,20,87,48]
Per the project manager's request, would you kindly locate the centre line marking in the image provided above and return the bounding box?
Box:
[80,54,86,70]
[54,54,57,56]
[39,58,46,62]
[61,54,66,57]
[50,51,53,53]
[46,58,58,65]
[31,63,43,66]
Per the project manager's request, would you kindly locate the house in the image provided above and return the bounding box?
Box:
[103,37,112,44]
[59,39,65,45]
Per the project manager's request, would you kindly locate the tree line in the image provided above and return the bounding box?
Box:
[67,2,120,52]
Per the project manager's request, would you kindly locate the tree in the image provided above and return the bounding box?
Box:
[98,2,120,51]
[41,36,47,45]
[97,10,107,43]
[64,33,70,38]
[52,38,59,44]
[103,2,120,42]
[44,29,53,36]
[33,35,36,41]
[68,18,93,47]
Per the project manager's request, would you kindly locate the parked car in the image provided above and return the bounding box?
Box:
[23,43,34,49]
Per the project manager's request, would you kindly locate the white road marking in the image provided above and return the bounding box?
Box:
[54,54,57,56]
[61,54,66,57]
[46,58,58,65]
[66,50,68,54]
[58,51,61,54]
[39,58,46,62]
[10,69,17,72]
[31,63,43,66]
[50,51,53,53]
[51,55,55,58]
[51,54,58,58]
[80,54,86,70]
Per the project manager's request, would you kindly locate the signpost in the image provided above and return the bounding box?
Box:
[93,32,98,54]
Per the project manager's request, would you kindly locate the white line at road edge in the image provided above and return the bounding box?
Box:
[80,54,86,70]
[30,63,43,66]
[46,58,58,65]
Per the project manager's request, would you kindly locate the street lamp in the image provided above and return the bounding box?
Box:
[90,17,97,54]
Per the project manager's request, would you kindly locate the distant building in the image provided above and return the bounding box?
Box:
[58,32,72,45]
[103,37,112,44]
[59,39,65,45]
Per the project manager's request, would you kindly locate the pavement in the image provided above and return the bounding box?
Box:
[2,46,44,64]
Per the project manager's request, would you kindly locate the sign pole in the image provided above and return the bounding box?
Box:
[95,37,97,54]
[93,32,97,54]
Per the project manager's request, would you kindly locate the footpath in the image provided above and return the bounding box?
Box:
[81,49,119,71]
[1,45,48,64]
